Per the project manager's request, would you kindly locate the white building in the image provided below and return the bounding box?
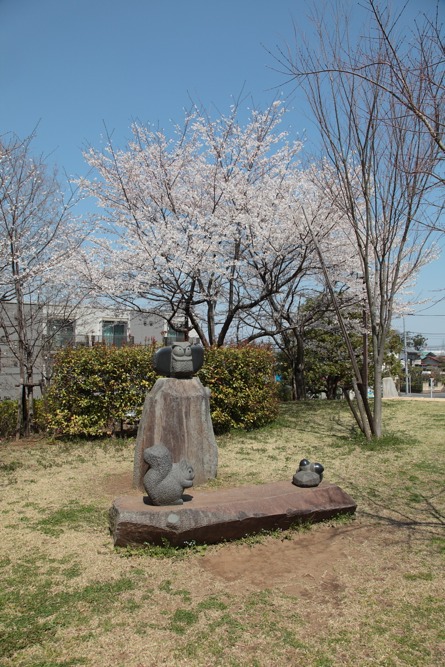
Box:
[0,303,167,400]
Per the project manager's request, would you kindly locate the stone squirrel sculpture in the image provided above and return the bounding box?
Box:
[292,458,324,488]
[143,443,195,505]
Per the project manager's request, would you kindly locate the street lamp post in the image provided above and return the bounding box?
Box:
[403,318,410,396]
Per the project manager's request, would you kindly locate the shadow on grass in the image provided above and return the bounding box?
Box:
[332,429,417,453]
[342,479,445,537]
[259,400,355,440]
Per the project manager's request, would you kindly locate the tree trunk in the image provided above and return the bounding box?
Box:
[351,379,373,440]
[373,346,385,438]
[16,380,24,440]
[291,374,298,401]
[26,374,35,438]
[14,276,28,438]
[294,333,306,400]
[326,377,339,400]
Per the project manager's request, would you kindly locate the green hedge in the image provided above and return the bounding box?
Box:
[198,344,279,434]
[0,398,46,439]
[43,343,278,437]
[45,344,158,436]
[0,400,18,438]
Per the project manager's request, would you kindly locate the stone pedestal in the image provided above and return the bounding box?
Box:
[110,481,357,547]
[133,377,218,489]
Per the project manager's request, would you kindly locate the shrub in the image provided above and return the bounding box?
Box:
[198,344,279,434]
[0,400,18,438]
[0,398,48,439]
[33,398,47,432]
[44,344,158,436]
[43,342,279,437]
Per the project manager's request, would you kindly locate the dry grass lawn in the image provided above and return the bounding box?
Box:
[0,398,444,667]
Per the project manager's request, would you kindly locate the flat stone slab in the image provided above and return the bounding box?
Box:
[109,481,356,547]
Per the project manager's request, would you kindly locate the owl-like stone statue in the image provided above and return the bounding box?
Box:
[153,342,204,378]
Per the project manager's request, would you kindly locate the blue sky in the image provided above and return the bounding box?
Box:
[1,0,444,347]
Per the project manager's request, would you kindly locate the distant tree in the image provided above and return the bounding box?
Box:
[0,132,88,436]
[401,365,424,393]
[303,318,402,399]
[242,286,325,401]
[304,310,361,400]
[430,365,444,389]
[383,330,404,379]
[267,290,354,400]
[403,332,428,351]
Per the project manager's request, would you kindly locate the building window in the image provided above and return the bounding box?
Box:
[47,319,75,348]
[102,321,127,347]
[165,324,186,345]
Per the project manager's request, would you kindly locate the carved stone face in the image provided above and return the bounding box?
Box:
[171,342,194,376]
[152,341,204,378]
[171,342,192,360]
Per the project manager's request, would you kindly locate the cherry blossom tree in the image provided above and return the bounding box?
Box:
[0,132,89,436]
[81,103,323,347]
[239,178,361,399]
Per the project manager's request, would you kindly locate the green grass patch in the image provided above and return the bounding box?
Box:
[334,428,413,452]
[430,536,445,554]
[403,571,434,581]
[159,579,191,601]
[0,460,23,473]
[1,399,444,666]
[170,608,200,634]
[172,588,307,663]
[116,537,208,559]
[33,503,106,536]
[0,556,137,659]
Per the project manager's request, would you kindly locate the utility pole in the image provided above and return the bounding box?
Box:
[403,318,409,396]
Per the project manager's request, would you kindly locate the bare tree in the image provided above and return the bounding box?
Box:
[363,0,445,162]
[0,132,89,436]
[275,0,445,191]
[273,2,443,438]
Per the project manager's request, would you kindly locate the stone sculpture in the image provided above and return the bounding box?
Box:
[143,443,195,505]
[133,339,217,491]
[133,374,218,490]
[153,342,204,378]
[292,458,324,488]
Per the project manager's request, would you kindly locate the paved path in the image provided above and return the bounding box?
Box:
[386,393,445,400]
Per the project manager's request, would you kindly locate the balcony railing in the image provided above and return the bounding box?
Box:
[48,334,135,349]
